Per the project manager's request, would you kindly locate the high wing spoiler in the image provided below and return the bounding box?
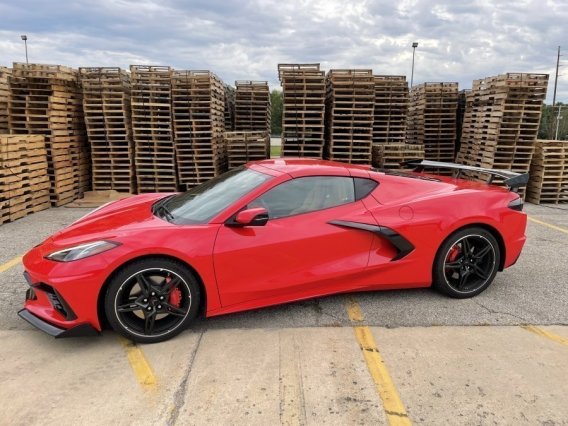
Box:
[403,159,529,192]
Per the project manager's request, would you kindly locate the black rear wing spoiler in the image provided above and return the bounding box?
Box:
[403,160,529,192]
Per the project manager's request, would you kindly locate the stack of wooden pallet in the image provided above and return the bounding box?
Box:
[373,75,408,144]
[225,131,269,169]
[79,67,135,193]
[324,69,375,164]
[526,140,568,204]
[455,89,469,154]
[372,143,425,169]
[0,67,10,133]
[130,65,177,193]
[234,81,271,133]
[8,63,89,206]
[0,135,51,224]
[406,82,458,168]
[224,85,235,131]
[278,64,326,157]
[171,70,226,189]
[456,74,548,182]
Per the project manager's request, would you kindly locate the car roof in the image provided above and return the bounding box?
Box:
[249,158,372,177]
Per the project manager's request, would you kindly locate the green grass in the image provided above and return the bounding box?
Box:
[270,145,281,158]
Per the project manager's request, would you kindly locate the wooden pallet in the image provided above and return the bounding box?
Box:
[224,84,236,131]
[526,140,568,204]
[0,135,51,224]
[8,63,89,206]
[456,73,548,194]
[79,67,136,193]
[0,67,11,133]
[225,131,269,169]
[372,143,425,169]
[324,69,375,164]
[234,81,271,133]
[130,65,177,193]
[406,82,458,171]
[171,70,226,190]
[278,64,326,158]
[373,75,409,144]
[455,89,469,154]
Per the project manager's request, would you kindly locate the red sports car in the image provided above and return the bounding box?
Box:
[19,159,528,343]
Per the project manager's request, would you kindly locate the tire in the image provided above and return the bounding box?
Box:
[104,258,201,343]
[432,227,501,299]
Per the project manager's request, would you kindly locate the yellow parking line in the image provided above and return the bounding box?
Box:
[528,217,568,234]
[118,337,157,390]
[0,256,23,273]
[346,297,411,425]
[522,325,568,347]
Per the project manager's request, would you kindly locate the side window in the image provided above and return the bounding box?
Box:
[354,178,378,200]
[250,176,355,219]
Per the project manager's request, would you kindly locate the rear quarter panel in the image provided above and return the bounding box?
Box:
[364,188,525,287]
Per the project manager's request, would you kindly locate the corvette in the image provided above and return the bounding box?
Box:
[19,159,528,343]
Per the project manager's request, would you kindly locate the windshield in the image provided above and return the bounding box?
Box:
[163,167,272,224]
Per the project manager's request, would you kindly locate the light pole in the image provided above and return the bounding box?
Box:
[21,35,28,64]
[410,42,418,87]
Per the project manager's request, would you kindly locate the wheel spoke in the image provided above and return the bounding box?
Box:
[458,270,471,289]
[461,238,471,255]
[474,245,492,260]
[163,276,181,295]
[162,302,188,317]
[136,273,153,297]
[445,261,462,270]
[117,301,143,313]
[472,264,489,280]
[144,311,157,335]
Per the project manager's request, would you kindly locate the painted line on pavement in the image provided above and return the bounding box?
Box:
[0,256,23,273]
[118,336,158,390]
[528,217,568,235]
[522,325,568,347]
[346,297,412,426]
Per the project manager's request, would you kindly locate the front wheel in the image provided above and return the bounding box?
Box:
[104,258,200,343]
[433,227,501,298]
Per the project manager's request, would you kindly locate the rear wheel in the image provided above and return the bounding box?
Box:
[433,227,500,298]
[104,258,200,343]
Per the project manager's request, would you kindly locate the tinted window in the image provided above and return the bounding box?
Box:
[250,176,355,219]
[165,167,271,224]
[354,178,378,200]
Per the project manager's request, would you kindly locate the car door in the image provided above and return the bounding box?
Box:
[213,176,379,307]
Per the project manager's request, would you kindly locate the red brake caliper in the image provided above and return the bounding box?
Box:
[448,245,460,262]
[166,277,182,308]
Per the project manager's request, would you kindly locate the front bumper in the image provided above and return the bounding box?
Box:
[18,308,99,338]
[21,245,113,334]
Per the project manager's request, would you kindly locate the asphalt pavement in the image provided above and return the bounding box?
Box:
[0,202,567,425]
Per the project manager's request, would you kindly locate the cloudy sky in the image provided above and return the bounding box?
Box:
[0,0,566,102]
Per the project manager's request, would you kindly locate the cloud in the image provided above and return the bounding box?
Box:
[0,0,566,101]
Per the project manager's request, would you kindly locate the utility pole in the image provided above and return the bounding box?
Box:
[552,46,560,107]
[550,46,561,139]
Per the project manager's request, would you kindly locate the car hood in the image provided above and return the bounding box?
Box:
[46,193,174,249]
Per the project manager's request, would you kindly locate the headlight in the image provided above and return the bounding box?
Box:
[46,241,120,262]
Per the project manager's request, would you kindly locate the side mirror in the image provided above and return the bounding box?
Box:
[234,207,269,226]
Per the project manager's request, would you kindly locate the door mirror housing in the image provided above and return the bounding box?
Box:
[232,207,269,227]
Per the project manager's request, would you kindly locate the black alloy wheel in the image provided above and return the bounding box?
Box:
[105,258,200,343]
[433,227,500,298]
